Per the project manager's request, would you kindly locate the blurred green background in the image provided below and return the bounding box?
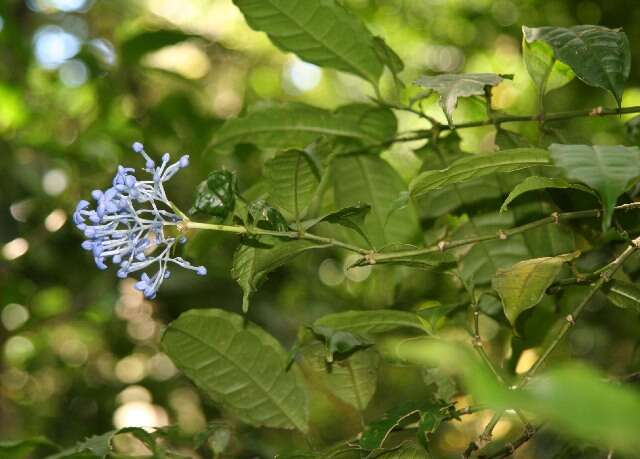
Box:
[2,0,640,457]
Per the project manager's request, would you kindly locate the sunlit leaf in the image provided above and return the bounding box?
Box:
[492,252,579,326]
[500,176,595,212]
[549,144,640,229]
[410,148,550,198]
[310,325,373,362]
[414,73,504,127]
[208,103,396,154]
[162,309,310,432]
[232,0,385,84]
[522,32,575,96]
[523,25,630,105]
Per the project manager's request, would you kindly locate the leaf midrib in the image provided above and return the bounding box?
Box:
[170,325,306,431]
[256,0,378,82]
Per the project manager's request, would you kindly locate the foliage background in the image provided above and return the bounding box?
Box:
[3,0,640,457]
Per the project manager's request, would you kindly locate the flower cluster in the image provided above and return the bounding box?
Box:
[73,142,206,299]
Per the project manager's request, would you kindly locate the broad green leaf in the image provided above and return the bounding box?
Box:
[523,25,630,105]
[414,73,504,127]
[522,33,575,95]
[604,280,640,312]
[232,0,384,84]
[121,29,199,65]
[246,199,289,231]
[265,150,320,221]
[332,155,420,249]
[232,238,328,312]
[190,170,236,218]
[410,148,550,198]
[0,437,59,459]
[500,176,595,212]
[494,128,532,149]
[376,442,430,458]
[301,342,379,411]
[549,144,640,229]
[162,309,310,432]
[314,309,428,336]
[208,103,396,154]
[492,252,579,326]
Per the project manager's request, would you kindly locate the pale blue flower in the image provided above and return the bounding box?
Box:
[73,142,205,299]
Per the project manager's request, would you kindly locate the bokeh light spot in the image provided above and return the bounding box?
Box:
[42,168,68,195]
[33,25,81,69]
[5,336,36,365]
[287,59,322,92]
[113,401,168,430]
[45,209,67,232]
[1,304,30,331]
[59,59,88,87]
[343,254,371,282]
[318,259,344,287]
[2,238,29,260]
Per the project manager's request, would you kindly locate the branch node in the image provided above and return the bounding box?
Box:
[177,221,188,233]
[632,237,640,249]
[497,230,508,240]
[551,211,560,224]
[565,314,576,326]
[589,106,604,116]
[437,240,449,252]
[472,336,483,348]
[365,252,377,265]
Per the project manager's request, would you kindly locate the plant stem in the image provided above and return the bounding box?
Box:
[479,424,543,459]
[360,202,640,266]
[519,236,640,387]
[430,105,640,132]
[183,220,370,255]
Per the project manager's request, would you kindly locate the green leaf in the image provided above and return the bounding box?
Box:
[414,73,504,127]
[232,238,328,312]
[246,199,289,231]
[162,308,310,432]
[549,144,640,229]
[190,170,237,218]
[492,252,579,326]
[376,442,430,458]
[301,342,379,411]
[313,309,429,336]
[604,279,640,312]
[232,0,384,84]
[522,32,575,95]
[121,29,199,65]
[373,36,404,76]
[332,155,420,249]
[523,25,631,105]
[410,148,550,199]
[310,325,373,363]
[301,203,371,238]
[500,176,596,212]
[0,437,59,459]
[265,150,320,221]
[208,103,397,154]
